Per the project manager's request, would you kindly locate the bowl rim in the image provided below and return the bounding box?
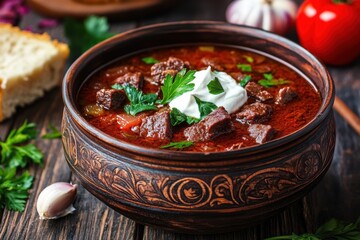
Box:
[62,20,335,161]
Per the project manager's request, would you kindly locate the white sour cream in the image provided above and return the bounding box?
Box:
[169,67,248,119]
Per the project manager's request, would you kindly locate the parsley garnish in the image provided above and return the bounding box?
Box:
[111,83,124,90]
[258,73,291,87]
[243,55,254,63]
[240,75,252,87]
[158,69,196,104]
[170,108,200,126]
[64,16,115,58]
[0,121,43,212]
[266,217,360,240]
[123,84,157,116]
[194,96,217,119]
[161,141,193,149]
[1,121,43,168]
[237,64,252,72]
[42,124,61,139]
[142,57,159,64]
[207,77,224,95]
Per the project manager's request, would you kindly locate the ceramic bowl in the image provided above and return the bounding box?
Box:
[62,21,335,233]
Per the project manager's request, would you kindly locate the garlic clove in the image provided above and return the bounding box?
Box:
[36,182,77,220]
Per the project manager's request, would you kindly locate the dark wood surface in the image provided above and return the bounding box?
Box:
[1,0,359,239]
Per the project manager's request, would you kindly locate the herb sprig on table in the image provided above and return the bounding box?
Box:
[0,121,43,211]
[266,217,360,240]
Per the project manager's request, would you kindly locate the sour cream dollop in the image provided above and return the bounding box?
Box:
[169,67,248,119]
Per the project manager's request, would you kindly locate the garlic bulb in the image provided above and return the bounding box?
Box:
[36,182,77,220]
[226,0,298,35]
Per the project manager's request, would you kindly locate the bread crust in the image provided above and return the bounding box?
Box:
[0,24,69,121]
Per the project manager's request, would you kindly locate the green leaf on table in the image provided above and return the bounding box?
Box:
[239,75,252,87]
[237,64,252,72]
[170,108,199,126]
[1,121,43,168]
[161,141,193,150]
[42,124,61,139]
[64,15,115,58]
[207,77,224,95]
[194,96,217,119]
[265,217,360,240]
[0,168,33,212]
[123,84,158,116]
[258,73,291,88]
[158,69,196,105]
[142,57,159,64]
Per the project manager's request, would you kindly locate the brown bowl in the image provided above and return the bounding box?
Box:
[61,21,336,233]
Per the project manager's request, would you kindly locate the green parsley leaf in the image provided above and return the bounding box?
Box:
[111,83,124,90]
[199,46,215,52]
[42,124,62,139]
[161,141,193,149]
[207,77,224,95]
[0,168,33,212]
[237,64,252,72]
[265,217,360,240]
[243,55,254,63]
[159,69,196,105]
[123,84,158,116]
[194,96,217,119]
[142,57,159,64]
[64,15,115,58]
[0,121,43,212]
[240,75,252,87]
[170,108,200,126]
[258,73,291,88]
[1,121,43,168]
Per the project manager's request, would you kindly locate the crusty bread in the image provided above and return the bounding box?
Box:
[0,24,69,121]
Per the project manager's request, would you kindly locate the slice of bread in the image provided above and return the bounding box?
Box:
[0,24,69,121]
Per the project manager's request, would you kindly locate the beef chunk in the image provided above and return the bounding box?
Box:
[201,57,224,71]
[276,87,297,105]
[139,111,172,141]
[151,57,189,83]
[236,102,272,123]
[184,107,234,142]
[115,72,143,89]
[245,82,273,102]
[96,89,126,110]
[248,124,276,144]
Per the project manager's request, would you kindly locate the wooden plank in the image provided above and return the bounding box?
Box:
[143,198,312,239]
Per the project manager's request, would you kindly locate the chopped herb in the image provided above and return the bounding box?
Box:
[265,217,360,240]
[194,96,217,119]
[1,121,43,168]
[240,75,252,87]
[0,121,43,212]
[64,16,115,58]
[207,77,224,95]
[123,85,158,116]
[161,141,193,149]
[158,69,196,105]
[170,108,200,126]
[0,168,33,212]
[42,124,62,139]
[142,57,159,64]
[237,64,252,72]
[258,73,291,87]
[243,55,254,63]
[199,46,214,52]
[111,83,124,90]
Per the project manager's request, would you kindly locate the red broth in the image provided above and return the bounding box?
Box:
[77,45,321,152]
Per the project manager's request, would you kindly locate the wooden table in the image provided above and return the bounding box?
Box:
[1,0,359,239]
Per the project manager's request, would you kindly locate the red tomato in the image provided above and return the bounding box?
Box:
[296,0,360,66]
